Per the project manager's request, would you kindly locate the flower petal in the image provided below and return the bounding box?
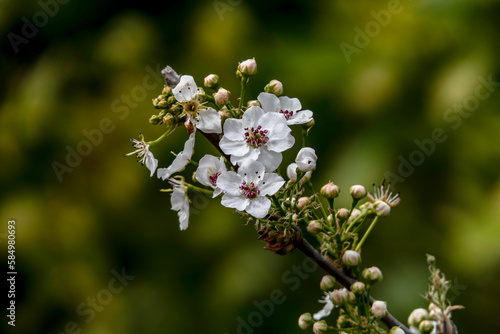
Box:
[260,173,285,196]
[217,171,243,196]
[144,149,158,177]
[158,132,196,180]
[172,75,198,102]
[222,118,244,141]
[258,92,280,113]
[220,136,249,156]
[257,148,282,172]
[280,96,302,112]
[221,193,249,211]
[245,196,271,218]
[171,186,190,230]
[238,159,266,183]
[266,129,295,152]
[196,108,222,134]
[241,106,265,128]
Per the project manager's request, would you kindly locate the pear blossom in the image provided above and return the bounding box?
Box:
[195,155,227,197]
[125,134,158,177]
[367,181,400,217]
[371,300,388,318]
[258,92,313,125]
[219,106,294,171]
[157,132,196,180]
[172,75,222,134]
[170,181,190,230]
[313,292,335,321]
[296,147,317,172]
[217,159,285,218]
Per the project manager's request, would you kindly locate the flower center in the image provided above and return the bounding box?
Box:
[240,181,260,199]
[279,109,293,120]
[244,126,269,148]
[209,172,220,186]
[184,100,199,116]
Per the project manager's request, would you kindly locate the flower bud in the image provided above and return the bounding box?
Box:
[149,115,160,125]
[204,74,219,88]
[287,163,298,182]
[247,100,260,107]
[330,289,348,306]
[327,214,334,224]
[162,114,175,127]
[320,275,336,291]
[214,87,229,106]
[336,208,349,222]
[348,209,361,223]
[419,320,436,334]
[299,171,312,185]
[297,197,310,210]
[346,291,357,304]
[362,266,383,284]
[218,107,231,120]
[264,79,284,96]
[238,58,257,76]
[307,221,322,234]
[350,185,366,199]
[371,300,388,318]
[312,320,328,334]
[350,281,366,295]
[320,181,340,198]
[337,315,350,328]
[162,85,172,95]
[298,313,313,329]
[296,147,317,172]
[342,250,361,267]
[374,201,391,217]
[389,327,405,334]
[408,308,429,327]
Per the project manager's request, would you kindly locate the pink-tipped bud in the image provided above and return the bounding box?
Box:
[350,185,366,199]
[298,313,313,329]
[330,289,348,306]
[204,74,219,88]
[342,250,361,267]
[351,281,366,295]
[264,79,284,96]
[307,220,322,234]
[214,87,229,106]
[320,181,340,198]
[362,266,383,284]
[389,327,405,334]
[297,197,310,210]
[238,58,257,76]
[371,300,388,318]
[247,100,260,107]
[320,275,336,291]
[312,320,328,334]
[336,208,349,222]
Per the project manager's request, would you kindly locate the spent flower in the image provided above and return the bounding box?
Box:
[125,134,158,177]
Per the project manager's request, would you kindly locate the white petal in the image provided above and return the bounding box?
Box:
[196,108,222,134]
[266,130,295,152]
[279,96,302,112]
[171,186,190,230]
[238,159,266,183]
[260,112,289,134]
[144,149,158,177]
[313,293,334,321]
[296,147,317,172]
[221,193,249,211]
[213,188,223,198]
[287,163,298,181]
[158,132,196,180]
[241,106,265,128]
[217,171,243,196]
[172,75,198,102]
[260,173,285,196]
[288,109,313,125]
[257,92,280,112]
[195,154,225,188]
[245,196,271,218]
[220,136,249,156]
[257,148,282,172]
[230,148,260,167]
[222,118,244,141]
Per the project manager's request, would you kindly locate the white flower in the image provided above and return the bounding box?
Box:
[287,163,298,181]
[371,300,388,318]
[195,155,226,197]
[217,159,284,218]
[258,92,313,125]
[295,147,317,172]
[170,181,190,230]
[157,131,196,180]
[195,107,222,134]
[219,106,294,171]
[172,75,198,102]
[367,181,400,217]
[125,134,158,177]
[313,292,335,321]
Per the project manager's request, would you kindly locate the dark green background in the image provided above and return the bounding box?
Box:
[2,0,500,333]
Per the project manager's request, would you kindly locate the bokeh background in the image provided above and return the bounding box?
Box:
[2,0,500,333]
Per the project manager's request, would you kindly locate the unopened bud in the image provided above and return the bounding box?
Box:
[320,182,340,198]
[238,58,257,76]
[320,275,336,291]
[297,197,310,210]
[218,107,231,120]
[374,201,391,217]
[408,308,429,327]
[337,315,350,328]
[350,185,366,199]
[307,221,322,234]
[330,289,348,306]
[327,214,334,224]
[214,87,229,106]
[296,147,317,172]
[204,74,219,88]
[371,300,388,318]
[264,79,284,96]
[348,209,361,223]
[346,291,356,304]
[312,320,328,334]
[298,313,313,329]
[149,115,160,125]
[342,250,361,267]
[299,171,312,185]
[351,281,366,295]
[162,85,172,95]
[162,113,175,126]
[287,163,298,182]
[389,327,405,334]
[419,320,436,334]
[336,208,349,222]
[247,100,260,107]
[362,266,383,284]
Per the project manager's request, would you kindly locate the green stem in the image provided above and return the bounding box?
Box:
[184,182,214,195]
[238,77,248,112]
[147,128,174,147]
[355,216,379,252]
[272,196,287,216]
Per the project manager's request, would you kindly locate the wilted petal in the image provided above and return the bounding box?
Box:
[171,185,190,230]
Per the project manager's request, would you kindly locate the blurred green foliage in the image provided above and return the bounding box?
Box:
[1,0,500,333]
